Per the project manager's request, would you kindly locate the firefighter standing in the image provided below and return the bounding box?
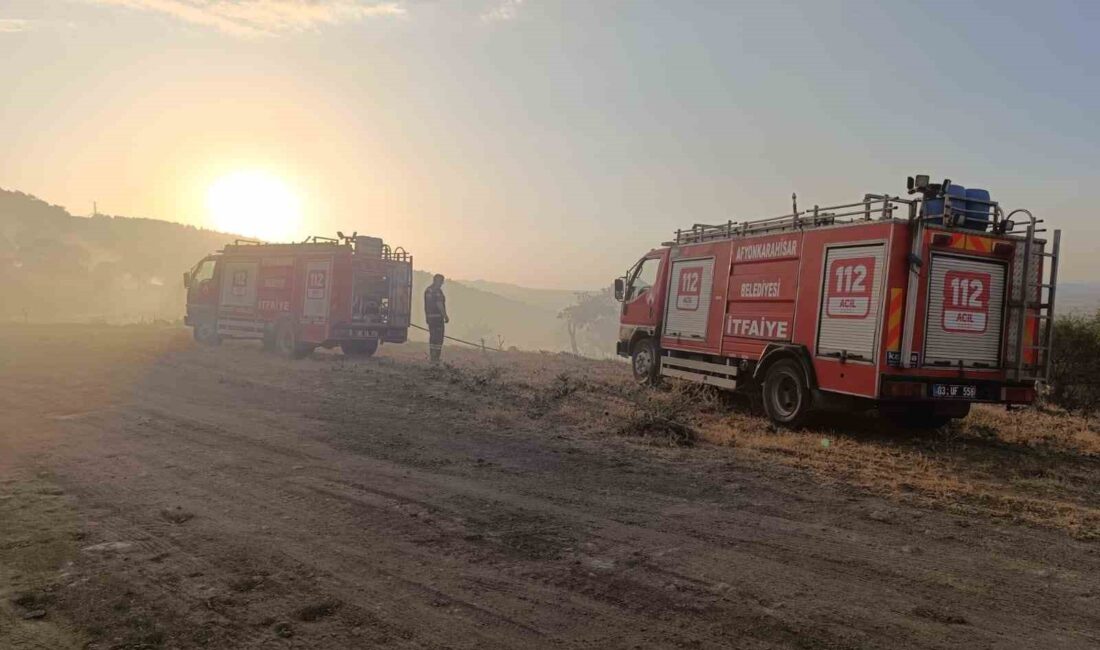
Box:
[424,273,449,364]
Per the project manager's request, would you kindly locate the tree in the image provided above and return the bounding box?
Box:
[557,288,618,356]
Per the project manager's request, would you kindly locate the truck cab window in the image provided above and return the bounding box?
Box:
[192,260,215,283]
[627,257,659,301]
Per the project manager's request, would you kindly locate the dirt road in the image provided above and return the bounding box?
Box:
[1,325,1098,648]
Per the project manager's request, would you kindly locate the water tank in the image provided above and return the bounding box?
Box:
[945,184,967,226]
[354,236,385,258]
[924,183,966,226]
[964,188,991,231]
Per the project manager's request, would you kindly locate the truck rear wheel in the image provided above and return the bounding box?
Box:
[274,321,312,359]
[631,338,661,386]
[341,339,379,357]
[762,359,811,428]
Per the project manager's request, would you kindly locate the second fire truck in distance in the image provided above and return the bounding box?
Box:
[615,175,1061,428]
[184,233,413,358]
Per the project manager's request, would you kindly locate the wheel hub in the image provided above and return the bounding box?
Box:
[774,375,800,417]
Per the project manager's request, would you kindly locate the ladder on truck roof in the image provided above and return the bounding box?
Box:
[1008,210,1061,382]
[669,194,917,245]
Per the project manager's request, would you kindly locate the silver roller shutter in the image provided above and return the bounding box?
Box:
[924,254,1007,368]
[219,260,259,309]
[817,243,886,363]
[664,258,714,340]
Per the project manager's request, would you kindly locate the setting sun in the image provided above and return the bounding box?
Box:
[206,170,302,242]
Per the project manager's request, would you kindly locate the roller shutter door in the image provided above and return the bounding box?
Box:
[219,260,258,309]
[816,243,885,363]
[664,258,714,340]
[924,254,1007,368]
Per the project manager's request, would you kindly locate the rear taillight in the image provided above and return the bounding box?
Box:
[882,381,926,398]
[1002,386,1036,403]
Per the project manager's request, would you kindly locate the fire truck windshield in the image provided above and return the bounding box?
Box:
[192,259,215,283]
[627,257,660,301]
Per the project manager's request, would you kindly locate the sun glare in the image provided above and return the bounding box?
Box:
[206,170,302,242]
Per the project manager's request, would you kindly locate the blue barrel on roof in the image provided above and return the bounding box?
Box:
[924,195,945,224]
[945,184,967,226]
[964,188,991,231]
[924,183,966,225]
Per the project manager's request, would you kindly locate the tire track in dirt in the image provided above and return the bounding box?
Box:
[4,330,1099,648]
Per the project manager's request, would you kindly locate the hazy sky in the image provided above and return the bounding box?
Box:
[1,1,1096,288]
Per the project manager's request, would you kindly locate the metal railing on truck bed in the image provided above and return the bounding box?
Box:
[667,189,1030,245]
[668,194,915,245]
[220,236,413,263]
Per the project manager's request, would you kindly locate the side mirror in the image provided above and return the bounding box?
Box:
[182,272,191,289]
[613,278,625,301]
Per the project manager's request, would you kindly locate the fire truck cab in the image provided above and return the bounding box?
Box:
[615,176,1061,428]
[184,234,412,358]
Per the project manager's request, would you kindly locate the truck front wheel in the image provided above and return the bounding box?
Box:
[762,359,811,428]
[631,338,661,386]
[193,320,221,346]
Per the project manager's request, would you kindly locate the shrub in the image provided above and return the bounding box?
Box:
[1048,312,1100,412]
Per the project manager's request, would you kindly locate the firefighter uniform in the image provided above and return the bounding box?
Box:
[424,282,447,363]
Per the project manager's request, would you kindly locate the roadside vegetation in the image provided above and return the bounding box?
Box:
[1049,311,1100,414]
[397,342,1100,540]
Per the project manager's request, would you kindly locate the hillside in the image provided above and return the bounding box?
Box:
[0,189,232,323]
[458,278,581,313]
[409,271,565,350]
[0,188,571,350]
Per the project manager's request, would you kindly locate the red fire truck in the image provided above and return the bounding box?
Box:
[183,233,413,358]
[615,175,1061,428]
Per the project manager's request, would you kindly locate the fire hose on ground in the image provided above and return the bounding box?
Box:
[409,322,503,352]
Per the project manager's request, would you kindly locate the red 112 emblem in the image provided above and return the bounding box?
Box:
[826,257,874,318]
[676,267,703,311]
[942,270,989,333]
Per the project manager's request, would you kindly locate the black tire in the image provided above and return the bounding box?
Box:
[631,338,661,386]
[762,358,812,427]
[274,321,312,359]
[193,320,221,346]
[341,339,379,357]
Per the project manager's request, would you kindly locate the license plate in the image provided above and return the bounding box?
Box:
[931,383,977,399]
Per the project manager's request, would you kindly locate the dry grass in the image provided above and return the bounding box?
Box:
[396,343,1100,540]
[698,407,1100,539]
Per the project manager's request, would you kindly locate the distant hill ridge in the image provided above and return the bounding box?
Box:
[0,187,572,349]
